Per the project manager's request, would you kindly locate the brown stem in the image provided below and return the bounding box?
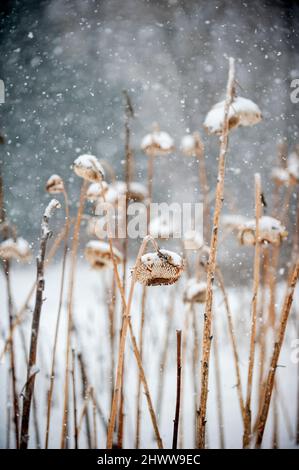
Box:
[1,222,69,362]
[106,235,162,449]
[45,189,70,448]
[196,57,235,448]
[216,267,245,424]
[71,349,79,449]
[20,199,60,449]
[172,330,182,449]
[243,173,262,448]
[255,261,299,448]
[135,285,147,448]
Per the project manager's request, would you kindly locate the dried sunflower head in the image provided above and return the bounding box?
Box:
[84,240,123,270]
[134,249,184,286]
[46,174,64,194]
[183,278,207,304]
[73,154,105,182]
[0,237,32,262]
[238,216,288,246]
[180,132,204,158]
[204,96,262,135]
[141,125,174,156]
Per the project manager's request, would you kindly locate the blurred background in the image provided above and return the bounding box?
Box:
[0,0,298,281]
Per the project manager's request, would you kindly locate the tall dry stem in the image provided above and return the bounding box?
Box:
[45,189,70,448]
[196,57,235,448]
[20,199,60,448]
[243,173,262,448]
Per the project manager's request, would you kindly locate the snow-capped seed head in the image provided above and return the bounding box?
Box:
[183,278,207,304]
[204,96,262,135]
[95,181,148,206]
[45,174,64,194]
[84,240,123,270]
[133,249,184,286]
[141,125,174,156]
[149,215,177,239]
[0,237,32,262]
[73,154,105,182]
[238,216,288,246]
[271,167,291,187]
[181,132,204,158]
[183,230,204,250]
[287,151,299,184]
[86,182,109,201]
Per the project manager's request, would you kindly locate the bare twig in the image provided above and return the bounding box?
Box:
[20,199,60,449]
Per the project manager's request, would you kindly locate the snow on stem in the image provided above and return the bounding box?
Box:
[20,199,60,449]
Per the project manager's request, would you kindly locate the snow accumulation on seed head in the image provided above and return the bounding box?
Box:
[149,215,178,239]
[287,151,299,183]
[181,134,196,154]
[141,130,174,156]
[204,96,262,135]
[46,174,64,194]
[180,132,204,157]
[271,167,291,186]
[134,248,184,286]
[238,215,288,246]
[183,278,207,304]
[84,240,123,270]
[0,237,32,262]
[183,230,204,250]
[73,154,105,182]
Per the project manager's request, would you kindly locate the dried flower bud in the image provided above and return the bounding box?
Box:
[73,154,105,182]
[46,174,64,194]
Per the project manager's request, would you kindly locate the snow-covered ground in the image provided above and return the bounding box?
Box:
[0,261,298,449]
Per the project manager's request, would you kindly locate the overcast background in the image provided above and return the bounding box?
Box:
[0,0,298,280]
